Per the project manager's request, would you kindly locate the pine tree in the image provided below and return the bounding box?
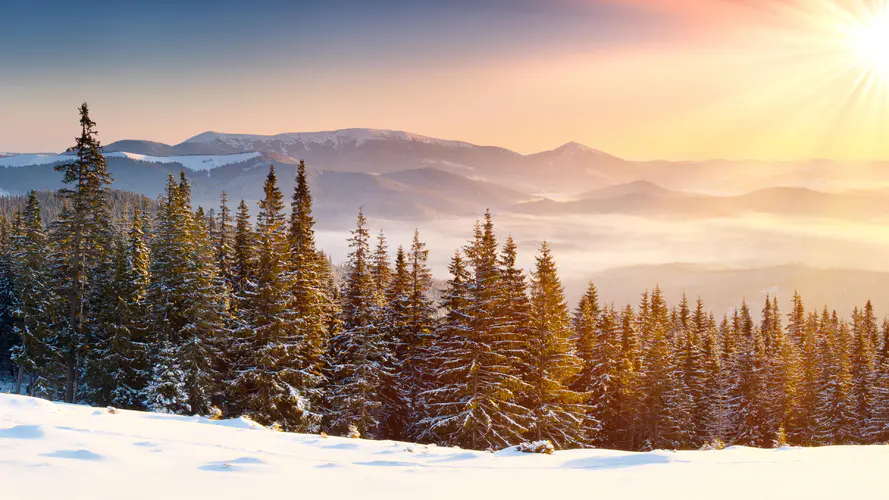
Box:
[761,296,797,445]
[146,174,224,414]
[381,245,411,439]
[179,202,227,415]
[729,300,772,447]
[327,209,391,438]
[813,312,855,444]
[683,297,713,444]
[615,304,643,450]
[0,216,16,377]
[389,232,437,440]
[232,199,256,310]
[81,209,151,409]
[525,242,587,449]
[871,319,889,441]
[54,103,116,403]
[676,294,708,445]
[851,301,878,442]
[420,214,529,450]
[787,291,806,346]
[288,160,332,420]
[571,283,615,446]
[418,251,473,445]
[214,192,235,309]
[146,340,189,414]
[697,306,726,444]
[639,286,688,449]
[499,235,532,402]
[232,166,318,430]
[9,193,59,396]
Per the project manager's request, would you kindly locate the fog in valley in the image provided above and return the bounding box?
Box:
[315,207,889,318]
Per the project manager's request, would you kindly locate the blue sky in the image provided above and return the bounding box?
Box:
[1,0,661,73]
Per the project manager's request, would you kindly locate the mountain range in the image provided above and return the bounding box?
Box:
[4,128,889,222]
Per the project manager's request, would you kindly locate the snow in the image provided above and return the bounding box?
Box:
[182,129,473,150]
[0,152,262,171]
[2,394,888,499]
[111,151,262,171]
[0,153,77,167]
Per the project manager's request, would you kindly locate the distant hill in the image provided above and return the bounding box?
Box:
[574,180,686,200]
[513,183,889,220]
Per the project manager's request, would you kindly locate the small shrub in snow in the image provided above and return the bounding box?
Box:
[106,407,119,415]
[320,432,328,439]
[517,441,555,455]
[700,438,726,451]
[774,427,789,449]
[347,425,361,439]
[207,406,223,420]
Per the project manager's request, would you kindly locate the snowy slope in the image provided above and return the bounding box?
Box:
[2,394,887,500]
[0,152,262,171]
[0,153,78,167]
[111,151,262,171]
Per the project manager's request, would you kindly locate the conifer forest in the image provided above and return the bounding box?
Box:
[5,104,889,453]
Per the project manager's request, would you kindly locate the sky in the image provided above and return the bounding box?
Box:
[2,0,889,160]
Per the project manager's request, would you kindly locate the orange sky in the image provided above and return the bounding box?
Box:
[2,0,888,160]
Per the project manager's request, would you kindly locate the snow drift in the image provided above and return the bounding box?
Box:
[1,394,886,499]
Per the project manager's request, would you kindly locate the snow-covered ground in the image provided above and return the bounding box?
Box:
[1,394,885,500]
[0,152,261,170]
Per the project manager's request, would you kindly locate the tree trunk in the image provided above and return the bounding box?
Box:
[65,352,75,403]
[14,363,24,395]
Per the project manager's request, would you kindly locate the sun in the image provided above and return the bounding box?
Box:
[847,4,889,80]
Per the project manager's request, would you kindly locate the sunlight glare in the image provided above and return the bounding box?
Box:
[848,4,889,81]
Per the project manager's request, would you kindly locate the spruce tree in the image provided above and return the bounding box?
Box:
[638,286,685,449]
[499,235,532,403]
[179,202,227,415]
[82,209,151,409]
[214,192,235,309]
[381,245,412,439]
[850,302,878,442]
[232,199,256,309]
[288,160,332,419]
[525,242,587,449]
[813,312,855,444]
[233,166,318,430]
[571,283,614,446]
[9,193,58,396]
[420,214,529,450]
[418,251,474,445]
[327,209,391,438]
[615,304,643,450]
[0,216,16,377]
[146,174,224,415]
[54,103,115,403]
[729,300,772,447]
[402,232,436,422]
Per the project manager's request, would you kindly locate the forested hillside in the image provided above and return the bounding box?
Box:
[3,104,889,452]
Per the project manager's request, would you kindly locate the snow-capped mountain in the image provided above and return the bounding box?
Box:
[0,151,262,171]
[98,129,628,193]
[181,128,474,150]
[7,128,883,219]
